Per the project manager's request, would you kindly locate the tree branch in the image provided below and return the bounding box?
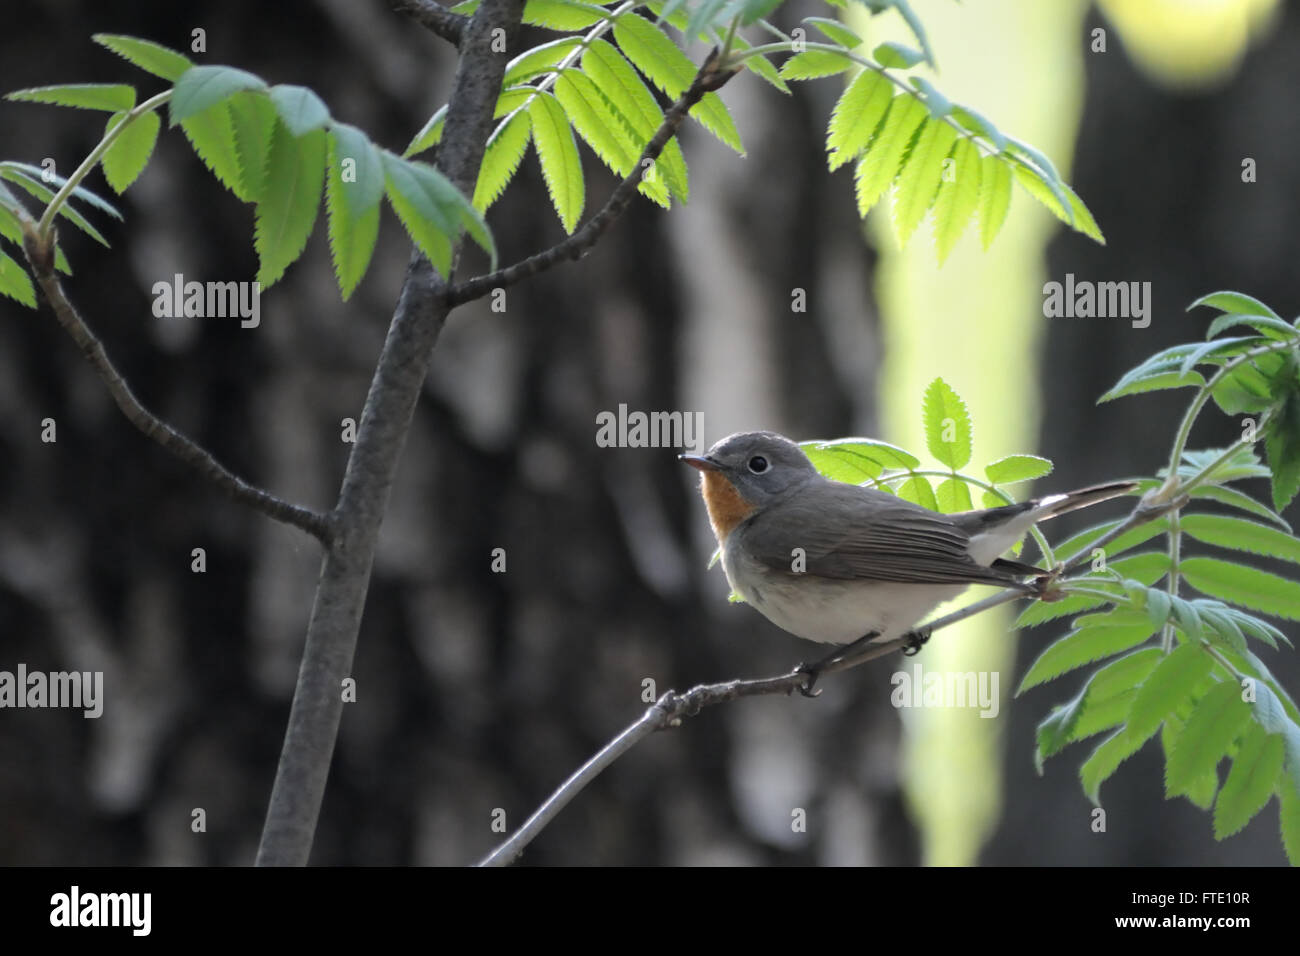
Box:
[479,488,1187,865]
[255,0,525,866]
[23,235,334,544]
[446,48,741,307]
[390,0,468,46]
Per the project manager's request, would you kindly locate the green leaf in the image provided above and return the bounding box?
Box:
[1181,556,1300,622]
[1205,311,1297,342]
[922,377,971,470]
[1009,155,1074,229]
[780,50,855,80]
[1210,360,1279,415]
[582,39,688,202]
[228,91,277,203]
[1161,712,1219,809]
[1099,343,1210,402]
[473,109,533,211]
[1189,485,1291,530]
[1189,290,1283,321]
[1051,517,1168,565]
[1181,513,1300,565]
[804,16,862,49]
[730,35,790,94]
[873,41,924,69]
[6,83,136,112]
[935,477,972,513]
[381,151,456,276]
[552,71,662,203]
[92,34,193,82]
[854,94,927,218]
[180,100,249,200]
[723,0,782,26]
[1063,182,1104,244]
[1279,773,1300,865]
[984,454,1052,485]
[683,0,731,37]
[405,104,448,158]
[1128,642,1215,742]
[1177,335,1265,377]
[523,0,610,30]
[977,153,1011,250]
[268,84,330,137]
[1080,727,1150,805]
[1167,678,1252,796]
[909,76,951,119]
[101,110,160,193]
[170,65,267,125]
[801,437,921,480]
[1017,553,1168,627]
[1145,588,1172,632]
[892,118,957,243]
[951,104,1005,151]
[931,136,981,264]
[1265,389,1300,513]
[325,123,383,299]
[254,122,326,286]
[896,474,937,510]
[886,0,936,66]
[1214,722,1284,839]
[528,91,584,233]
[0,165,112,246]
[1018,619,1155,694]
[504,36,583,85]
[826,69,892,171]
[0,248,36,307]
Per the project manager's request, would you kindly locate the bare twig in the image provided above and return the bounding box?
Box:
[23,233,334,544]
[446,49,741,307]
[390,0,468,46]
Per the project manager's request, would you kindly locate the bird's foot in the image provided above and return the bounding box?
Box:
[902,627,931,656]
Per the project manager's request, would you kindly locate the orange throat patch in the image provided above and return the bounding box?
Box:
[699,471,757,543]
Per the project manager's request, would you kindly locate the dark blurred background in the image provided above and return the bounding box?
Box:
[0,0,1296,865]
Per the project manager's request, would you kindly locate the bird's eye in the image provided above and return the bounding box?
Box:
[747,456,769,474]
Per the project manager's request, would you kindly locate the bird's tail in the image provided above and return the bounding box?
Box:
[1034,480,1139,520]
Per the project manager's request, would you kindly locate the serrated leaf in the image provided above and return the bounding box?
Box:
[1265,390,1300,513]
[935,477,973,513]
[931,136,981,263]
[780,50,855,80]
[381,152,456,275]
[1214,722,1283,839]
[896,474,937,509]
[7,83,136,112]
[732,36,790,93]
[1279,770,1300,864]
[1010,155,1073,228]
[405,104,448,158]
[854,94,926,218]
[1018,621,1155,694]
[268,84,330,137]
[892,118,957,243]
[1064,182,1104,244]
[0,165,112,246]
[180,100,249,200]
[1204,311,1297,342]
[1167,678,1252,795]
[1128,642,1215,742]
[684,0,731,36]
[170,65,267,125]
[582,39,688,202]
[805,16,862,49]
[827,68,892,172]
[101,110,160,193]
[325,123,383,299]
[527,92,584,232]
[984,454,1052,485]
[801,437,921,478]
[951,104,1005,151]
[922,377,971,470]
[1181,513,1300,565]
[0,248,36,307]
[1181,557,1300,622]
[873,41,924,69]
[473,110,533,211]
[504,36,583,85]
[524,0,610,30]
[92,34,193,82]
[1100,368,1206,403]
[1178,335,1265,377]
[1190,290,1283,321]
[977,153,1011,250]
[1190,485,1291,530]
[1081,727,1149,805]
[254,122,325,286]
[228,91,277,203]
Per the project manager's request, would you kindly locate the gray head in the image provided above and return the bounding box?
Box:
[680,430,819,505]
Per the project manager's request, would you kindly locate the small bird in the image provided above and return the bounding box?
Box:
[681,431,1134,673]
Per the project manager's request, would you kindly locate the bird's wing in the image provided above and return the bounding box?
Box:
[736,480,1030,586]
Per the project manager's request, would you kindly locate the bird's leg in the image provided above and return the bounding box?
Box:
[792,631,881,697]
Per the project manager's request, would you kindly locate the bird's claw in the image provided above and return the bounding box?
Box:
[902,628,931,656]
[791,663,824,697]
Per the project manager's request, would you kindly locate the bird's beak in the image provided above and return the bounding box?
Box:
[678,453,718,472]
